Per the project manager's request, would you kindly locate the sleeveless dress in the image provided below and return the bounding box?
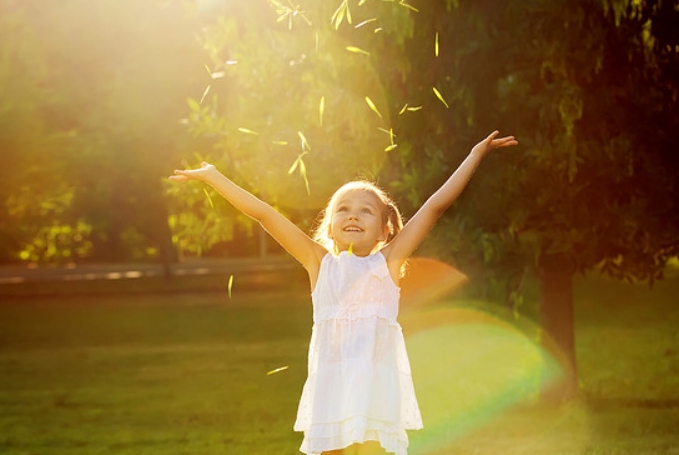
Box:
[294,251,423,455]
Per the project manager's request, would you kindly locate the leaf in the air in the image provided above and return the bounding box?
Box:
[385,144,398,152]
[432,87,449,108]
[355,18,376,29]
[348,242,354,255]
[298,131,310,151]
[407,106,423,111]
[299,159,310,195]
[399,103,408,114]
[346,46,370,56]
[204,64,212,76]
[272,140,288,146]
[399,1,419,12]
[199,85,211,105]
[227,274,234,298]
[267,365,289,375]
[331,1,346,30]
[319,96,325,126]
[435,32,439,57]
[364,96,382,118]
[203,188,214,209]
[211,71,225,79]
[377,127,396,144]
[358,0,367,5]
[238,127,260,135]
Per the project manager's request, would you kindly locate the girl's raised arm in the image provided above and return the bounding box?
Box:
[170,162,326,272]
[383,131,518,267]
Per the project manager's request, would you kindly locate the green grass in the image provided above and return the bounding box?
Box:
[1,267,678,454]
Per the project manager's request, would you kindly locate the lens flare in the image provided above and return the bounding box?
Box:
[397,258,585,454]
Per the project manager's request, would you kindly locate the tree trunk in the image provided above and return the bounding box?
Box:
[539,253,578,402]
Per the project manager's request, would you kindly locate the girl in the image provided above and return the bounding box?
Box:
[170,131,518,455]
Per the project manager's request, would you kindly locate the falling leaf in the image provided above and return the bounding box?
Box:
[377,127,396,144]
[288,151,308,174]
[267,365,289,375]
[432,87,449,108]
[199,85,211,105]
[228,274,234,298]
[331,0,350,29]
[354,18,376,29]
[364,96,383,118]
[319,96,325,126]
[348,243,354,255]
[204,64,212,76]
[298,131,311,151]
[346,46,370,56]
[398,1,419,12]
[374,27,383,33]
[385,144,398,152]
[435,32,439,57]
[358,0,367,5]
[299,159,310,195]
[225,60,238,65]
[203,188,214,209]
[399,104,408,115]
[407,106,423,111]
[272,140,288,146]
[238,127,260,135]
[211,71,225,79]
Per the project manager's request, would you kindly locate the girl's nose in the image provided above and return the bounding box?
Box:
[348,212,359,220]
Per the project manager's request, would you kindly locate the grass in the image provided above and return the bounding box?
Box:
[0,265,678,454]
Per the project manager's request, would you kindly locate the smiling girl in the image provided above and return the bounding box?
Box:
[169,130,518,455]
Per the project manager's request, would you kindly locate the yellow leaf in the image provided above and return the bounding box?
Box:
[319,96,325,126]
[407,106,423,111]
[364,96,383,118]
[272,140,288,146]
[204,64,212,76]
[399,103,408,114]
[238,127,260,135]
[203,188,214,209]
[432,87,449,108]
[331,1,346,30]
[385,144,398,152]
[399,1,419,12]
[346,46,370,56]
[298,131,311,151]
[267,365,289,375]
[227,275,234,298]
[355,18,376,29]
[299,159,310,195]
[199,85,211,105]
[358,0,366,5]
[374,27,383,33]
[348,242,354,255]
[435,32,439,57]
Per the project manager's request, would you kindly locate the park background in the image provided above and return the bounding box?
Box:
[1,0,678,453]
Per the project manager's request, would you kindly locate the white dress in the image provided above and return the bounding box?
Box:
[294,251,422,455]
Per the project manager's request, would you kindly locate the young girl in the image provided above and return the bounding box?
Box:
[170,131,518,455]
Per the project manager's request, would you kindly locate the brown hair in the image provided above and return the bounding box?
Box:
[312,180,404,254]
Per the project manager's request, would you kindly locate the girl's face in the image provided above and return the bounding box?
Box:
[329,189,388,256]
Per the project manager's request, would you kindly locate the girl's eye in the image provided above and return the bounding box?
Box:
[361,208,373,214]
[337,206,347,212]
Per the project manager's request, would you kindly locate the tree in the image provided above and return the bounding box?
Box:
[0,0,204,264]
[380,0,679,398]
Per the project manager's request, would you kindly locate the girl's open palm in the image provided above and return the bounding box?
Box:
[472,130,518,157]
[169,161,217,182]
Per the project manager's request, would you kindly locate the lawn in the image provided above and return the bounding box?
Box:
[0,266,678,454]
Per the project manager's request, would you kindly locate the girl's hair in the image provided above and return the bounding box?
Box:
[312,180,404,254]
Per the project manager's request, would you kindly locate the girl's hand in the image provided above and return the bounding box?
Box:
[168,161,218,182]
[471,130,518,157]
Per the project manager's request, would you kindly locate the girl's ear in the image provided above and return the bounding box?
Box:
[378,225,389,242]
